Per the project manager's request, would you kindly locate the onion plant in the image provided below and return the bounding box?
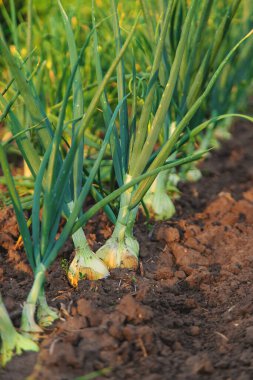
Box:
[0,1,141,336]
[1,0,252,366]
[93,0,253,269]
[0,1,118,291]
[137,0,253,220]
[0,291,38,367]
[144,171,176,220]
[0,4,208,355]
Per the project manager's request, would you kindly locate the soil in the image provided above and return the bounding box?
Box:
[1,117,253,380]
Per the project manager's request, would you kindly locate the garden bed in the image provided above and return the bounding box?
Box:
[1,117,253,380]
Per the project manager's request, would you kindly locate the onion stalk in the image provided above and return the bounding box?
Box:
[0,292,38,367]
[144,171,176,220]
[37,288,58,328]
[67,224,109,287]
[21,265,46,333]
[97,175,139,269]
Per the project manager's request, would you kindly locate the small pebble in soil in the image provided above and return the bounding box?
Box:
[189,326,200,336]
[245,326,253,345]
[175,270,186,280]
[185,353,214,374]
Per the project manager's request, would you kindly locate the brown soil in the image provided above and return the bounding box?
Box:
[1,118,253,380]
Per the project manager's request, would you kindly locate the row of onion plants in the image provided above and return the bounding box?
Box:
[0,0,252,366]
